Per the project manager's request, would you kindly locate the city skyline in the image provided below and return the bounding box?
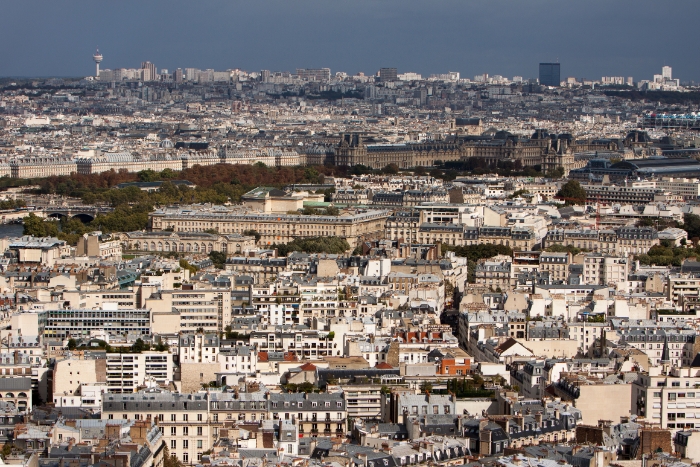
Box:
[1,0,699,80]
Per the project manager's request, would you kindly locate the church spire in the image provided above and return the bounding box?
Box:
[661,332,671,364]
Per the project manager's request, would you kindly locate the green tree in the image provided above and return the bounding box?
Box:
[1,443,14,460]
[67,338,77,350]
[163,448,184,467]
[160,168,177,179]
[137,169,159,182]
[23,213,59,237]
[243,230,262,242]
[682,213,700,239]
[381,163,400,175]
[179,259,198,276]
[419,381,433,394]
[272,236,350,256]
[209,251,227,269]
[509,189,530,199]
[556,180,587,205]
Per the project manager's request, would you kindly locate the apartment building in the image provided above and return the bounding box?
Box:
[544,227,658,255]
[475,259,512,290]
[582,254,629,289]
[146,288,231,334]
[178,333,220,364]
[269,392,346,437]
[668,274,700,306]
[249,329,336,359]
[539,252,570,283]
[103,391,211,465]
[633,367,700,431]
[208,391,268,429]
[105,352,173,393]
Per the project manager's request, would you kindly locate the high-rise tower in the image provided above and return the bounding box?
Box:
[93,48,103,79]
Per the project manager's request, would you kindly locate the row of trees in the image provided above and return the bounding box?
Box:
[67,338,167,353]
[272,236,351,257]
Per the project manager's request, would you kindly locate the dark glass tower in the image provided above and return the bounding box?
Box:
[539,63,561,87]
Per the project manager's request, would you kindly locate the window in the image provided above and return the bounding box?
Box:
[171,426,177,436]
[444,406,450,414]
[183,427,189,436]
[159,414,164,421]
[653,392,661,398]
[183,414,188,421]
[197,440,203,449]
[183,440,189,449]
[183,454,189,463]
[433,405,439,414]
[171,414,176,421]
[108,414,114,420]
[170,440,176,449]
[673,382,681,387]
[197,427,203,436]
[669,393,677,401]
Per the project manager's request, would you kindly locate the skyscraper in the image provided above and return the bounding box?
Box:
[662,66,672,80]
[140,61,157,81]
[379,68,398,82]
[539,63,560,87]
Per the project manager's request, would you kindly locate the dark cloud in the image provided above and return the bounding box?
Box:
[1,0,698,81]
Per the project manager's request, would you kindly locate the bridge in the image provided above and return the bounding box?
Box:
[0,206,115,224]
[42,206,114,222]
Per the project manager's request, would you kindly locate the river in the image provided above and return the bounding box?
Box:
[0,223,25,238]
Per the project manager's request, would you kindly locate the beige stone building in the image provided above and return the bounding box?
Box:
[145,288,232,335]
[103,391,211,465]
[123,231,256,255]
[149,206,390,247]
[10,156,77,178]
[51,357,106,401]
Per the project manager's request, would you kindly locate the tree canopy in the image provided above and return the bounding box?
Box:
[556,180,587,205]
[272,236,350,256]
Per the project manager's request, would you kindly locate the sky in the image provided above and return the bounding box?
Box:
[1,0,699,82]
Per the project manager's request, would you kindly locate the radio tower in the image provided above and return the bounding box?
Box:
[92,48,103,79]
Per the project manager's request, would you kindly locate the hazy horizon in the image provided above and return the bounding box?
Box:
[2,0,699,82]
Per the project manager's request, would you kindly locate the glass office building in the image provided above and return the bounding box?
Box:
[539,63,561,87]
